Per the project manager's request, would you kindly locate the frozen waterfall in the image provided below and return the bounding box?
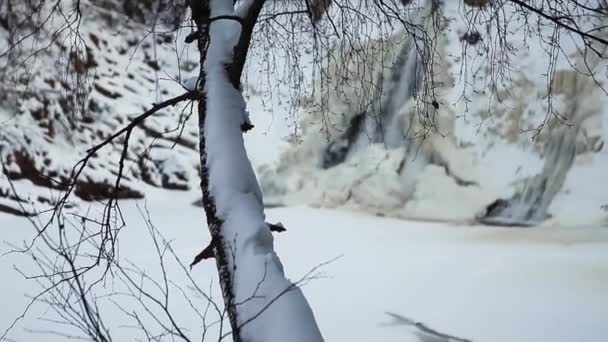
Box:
[258,0,607,227]
[478,129,578,226]
[321,1,429,169]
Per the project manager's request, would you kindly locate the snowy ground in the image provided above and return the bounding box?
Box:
[1,188,607,342]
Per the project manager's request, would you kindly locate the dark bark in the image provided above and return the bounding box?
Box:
[227,0,267,88]
[188,1,241,340]
[195,91,243,340]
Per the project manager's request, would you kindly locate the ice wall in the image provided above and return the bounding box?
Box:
[258,1,608,227]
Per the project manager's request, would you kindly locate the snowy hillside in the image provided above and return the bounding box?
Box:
[0,1,201,215]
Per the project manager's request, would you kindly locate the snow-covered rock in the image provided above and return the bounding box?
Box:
[0,0,200,215]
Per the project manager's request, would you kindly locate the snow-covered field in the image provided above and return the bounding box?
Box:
[1,188,607,342]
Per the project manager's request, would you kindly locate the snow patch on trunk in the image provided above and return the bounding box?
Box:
[203,0,324,339]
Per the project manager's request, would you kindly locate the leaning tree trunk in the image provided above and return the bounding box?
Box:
[189,0,325,341]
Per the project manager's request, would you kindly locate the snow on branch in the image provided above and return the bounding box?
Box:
[385,312,472,342]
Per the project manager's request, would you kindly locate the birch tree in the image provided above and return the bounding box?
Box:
[185,0,324,340]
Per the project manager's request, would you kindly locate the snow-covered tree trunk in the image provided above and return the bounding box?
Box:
[189,0,325,341]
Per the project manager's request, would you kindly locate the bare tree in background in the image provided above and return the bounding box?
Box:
[1,0,608,341]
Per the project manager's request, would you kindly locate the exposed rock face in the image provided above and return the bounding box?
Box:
[463,0,490,8]
[94,0,187,28]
